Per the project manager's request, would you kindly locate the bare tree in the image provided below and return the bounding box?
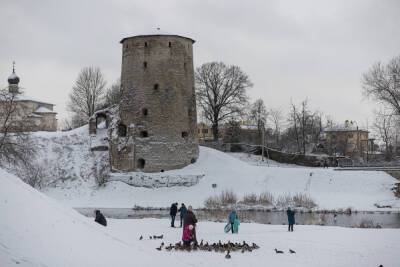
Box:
[269,108,284,147]
[0,88,36,166]
[195,62,252,140]
[374,110,395,161]
[68,67,106,125]
[102,79,121,108]
[249,99,268,137]
[362,55,400,115]
[288,101,301,153]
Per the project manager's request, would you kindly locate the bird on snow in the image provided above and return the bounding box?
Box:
[275,248,284,254]
[139,235,143,240]
[289,249,296,254]
[225,250,231,259]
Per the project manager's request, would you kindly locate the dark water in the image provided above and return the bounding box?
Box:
[75,208,400,229]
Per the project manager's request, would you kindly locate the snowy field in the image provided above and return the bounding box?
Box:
[4,126,399,211]
[1,170,399,267]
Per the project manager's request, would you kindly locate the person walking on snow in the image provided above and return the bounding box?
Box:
[228,210,238,234]
[94,210,107,227]
[178,203,187,228]
[287,207,295,232]
[170,202,178,227]
[183,206,198,244]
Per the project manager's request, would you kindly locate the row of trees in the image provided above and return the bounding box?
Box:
[64,55,400,158]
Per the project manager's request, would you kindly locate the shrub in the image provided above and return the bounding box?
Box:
[258,191,274,205]
[241,193,258,205]
[204,190,238,208]
[293,193,317,209]
[219,190,238,205]
[275,194,294,208]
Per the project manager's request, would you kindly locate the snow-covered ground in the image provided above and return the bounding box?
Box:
[1,169,399,267]
[5,127,399,211]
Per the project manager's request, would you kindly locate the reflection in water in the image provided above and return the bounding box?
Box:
[75,208,400,229]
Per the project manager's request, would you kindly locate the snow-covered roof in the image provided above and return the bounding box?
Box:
[324,127,369,133]
[28,113,43,118]
[12,93,55,106]
[35,106,55,113]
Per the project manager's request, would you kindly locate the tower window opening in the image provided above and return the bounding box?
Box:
[143,61,147,68]
[137,158,145,169]
[117,123,127,137]
[142,108,148,116]
[144,42,148,47]
[181,131,188,138]
[153,83,159,90]
[168,42,171,47]
[139,131,149,138]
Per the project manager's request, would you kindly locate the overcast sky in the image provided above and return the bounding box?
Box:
[1,0,399,129]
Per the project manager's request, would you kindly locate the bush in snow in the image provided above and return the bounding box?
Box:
[292,193,317,209]
[204,190,238,209]
[219,190,238,205]
[258,191,274,205]
[275,194,294,208]
[16,162,45,189]
[241,193,258,205]
[93,160,109,187]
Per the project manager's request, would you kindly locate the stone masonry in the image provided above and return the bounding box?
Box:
[106,34,199,172]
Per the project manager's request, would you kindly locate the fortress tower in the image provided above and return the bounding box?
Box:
[109,34,199,172]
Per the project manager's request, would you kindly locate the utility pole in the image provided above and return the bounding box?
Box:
[261,122,265,161]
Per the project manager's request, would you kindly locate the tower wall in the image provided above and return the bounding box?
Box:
[113,35,199,172]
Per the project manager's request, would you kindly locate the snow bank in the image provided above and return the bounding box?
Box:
[109,173,205,188]
[1,166,399,266]
[0,168,179,267]
[7,127,400,211]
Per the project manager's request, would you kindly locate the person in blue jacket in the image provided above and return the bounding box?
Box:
[287,207,295,232]
[178,203,187,228]
[228,210,238,234]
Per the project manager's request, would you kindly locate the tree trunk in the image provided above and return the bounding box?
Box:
[212,122,219,141]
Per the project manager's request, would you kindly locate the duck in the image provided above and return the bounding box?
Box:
[156,245,162,251]
[275,248,284,254]
[149,236,152,240]
[289,249,296,254]
[165,244,173,251]
[225,250,231,259]
[139,235,143,240]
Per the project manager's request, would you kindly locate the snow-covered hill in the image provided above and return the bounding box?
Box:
[1,169,399,267]
[6,127,400,211]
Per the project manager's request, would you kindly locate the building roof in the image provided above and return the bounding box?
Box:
[35,106,56,113]
[324,127,369,133]
[12,94,55,106]
[120,34,195,44]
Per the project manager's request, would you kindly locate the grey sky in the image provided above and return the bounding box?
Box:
[1,0,399,129]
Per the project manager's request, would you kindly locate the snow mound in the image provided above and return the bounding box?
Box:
[0,168,177,267]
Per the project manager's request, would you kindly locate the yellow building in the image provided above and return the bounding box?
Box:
[324,122,369,157]
[197,122,214,141]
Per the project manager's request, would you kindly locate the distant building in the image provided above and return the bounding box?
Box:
[0,64,57,132]
[323,121,369,157]
[197,122,214,141]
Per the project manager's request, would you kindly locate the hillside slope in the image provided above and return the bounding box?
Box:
[6,127,399,210]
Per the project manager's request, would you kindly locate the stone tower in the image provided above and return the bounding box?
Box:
[110,34,199,172]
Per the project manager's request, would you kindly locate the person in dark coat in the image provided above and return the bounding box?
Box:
[94,210,107,227]
[178,203,187,228]
[169,202,178,227]
[286,207,295,232]
[183,206,198,244]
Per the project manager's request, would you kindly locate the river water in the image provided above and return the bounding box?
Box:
[75,208,400,228]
